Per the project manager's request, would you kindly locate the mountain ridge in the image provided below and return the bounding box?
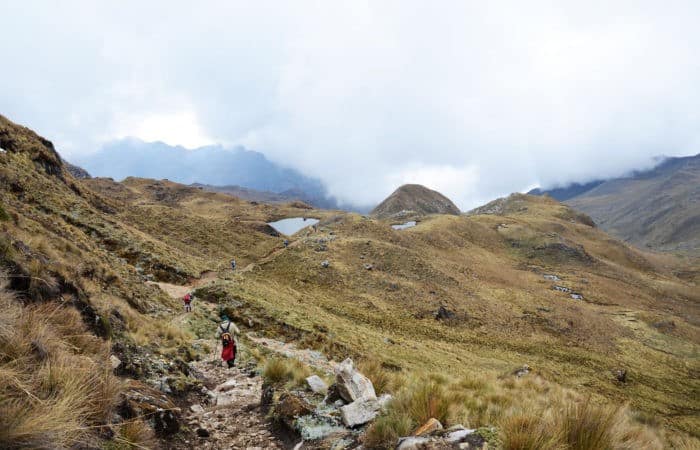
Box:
[529,154,700,255]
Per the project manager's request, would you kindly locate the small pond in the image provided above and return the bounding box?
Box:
[267,217,319,235]
[392,221,417,230]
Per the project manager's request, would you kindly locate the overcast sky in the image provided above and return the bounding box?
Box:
[1,1,699,208]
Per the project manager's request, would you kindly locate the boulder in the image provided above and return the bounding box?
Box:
[513,364,530,378]
[413,418,443,436]
[435,306,455,321]
[396,426,487,449]
[321,260,330,268]
[340,394,392,428]
[306,375,329,394]
[335,358,376,403]
[340,397,381,428]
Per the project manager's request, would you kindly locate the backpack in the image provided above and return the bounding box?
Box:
[220,322,233,347]
[184,293,192,304]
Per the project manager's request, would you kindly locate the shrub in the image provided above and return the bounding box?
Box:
[263,358,291,384]
[559,397,622,450]
[501,413,563,450]
[0,277,122,448]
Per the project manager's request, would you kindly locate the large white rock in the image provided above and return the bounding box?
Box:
[335,358,376,403]
[339,397,381,428]
[306,375,328,394]
[216,393,235,406]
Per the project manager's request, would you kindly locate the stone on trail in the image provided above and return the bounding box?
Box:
[216,378,237,392]
[306,374,329,394]
[335,358,376,403]
[190,404,205,414]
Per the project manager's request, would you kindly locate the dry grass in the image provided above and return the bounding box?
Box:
[0,278,122,448]
[262,357,312,388]
[365,371,664,450]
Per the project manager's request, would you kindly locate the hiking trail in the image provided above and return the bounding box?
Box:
[152,273,293,449]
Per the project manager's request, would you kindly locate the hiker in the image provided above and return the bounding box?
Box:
[283,239,289,248]
[230,259,236,271]
[217,314,241,368]
[183,292,193,312]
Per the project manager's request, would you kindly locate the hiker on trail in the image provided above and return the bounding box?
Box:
[183,292,193,312]
[217,314,240,368]
[230,259,236,271]
[283,239,289,248]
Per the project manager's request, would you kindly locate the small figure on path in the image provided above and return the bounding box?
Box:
[217,314,241,368]
[230,258,236,271]
[283,239,289,248]
[183,292,193,312]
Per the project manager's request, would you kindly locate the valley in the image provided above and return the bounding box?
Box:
[0,114,698,449]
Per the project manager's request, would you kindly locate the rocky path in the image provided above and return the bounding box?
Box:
[176,358,290,450]
[151,275,292,449]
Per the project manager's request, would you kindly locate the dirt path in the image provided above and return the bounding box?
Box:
[151,273,292,449]
[176,357,289,450]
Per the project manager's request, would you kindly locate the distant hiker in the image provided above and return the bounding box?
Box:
[230,259,236,271]
[312,224,318,233]
[183,292,193,312]
[283,239,289,248]
[217,315,240,368]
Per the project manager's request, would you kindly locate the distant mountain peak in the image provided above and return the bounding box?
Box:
[371,184,460,219]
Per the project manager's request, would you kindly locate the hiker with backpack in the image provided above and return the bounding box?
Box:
[230,259,236,271]
[183,292,193,312]
[217,314,240,368]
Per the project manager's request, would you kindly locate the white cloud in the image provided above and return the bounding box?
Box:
[1,0,699,209]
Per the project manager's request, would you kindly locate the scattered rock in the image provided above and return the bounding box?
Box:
[396,436,431,449]
[553,285,572,293]
[321,260,330,268]
[306,375,329,394]
[413,418,443,436]
[190,404,205,414]
[216,378,238,392]
[570,293,584,300]
[513,364,530,378]
[275,392,314,430]
[397,426,487,449]
[363,264,374,271]
[434,305,455,321]
[614,369,627,383]
[335,358,376,403]
[543,274,560,281]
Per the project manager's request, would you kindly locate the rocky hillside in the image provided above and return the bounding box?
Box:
[371,184,460,219]
[531,154,700,255]
[1,114,698,448]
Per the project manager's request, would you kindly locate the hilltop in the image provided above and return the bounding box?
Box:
[531,154,700,255]
[0,114,698,449]
[371,184,460,219]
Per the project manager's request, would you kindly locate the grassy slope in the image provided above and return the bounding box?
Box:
[1,113,698,445]
[198,196,699,436]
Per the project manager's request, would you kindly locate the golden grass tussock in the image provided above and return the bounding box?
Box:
[0,278,122,449]
[365,371,664,450]
[262,357,312,388]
